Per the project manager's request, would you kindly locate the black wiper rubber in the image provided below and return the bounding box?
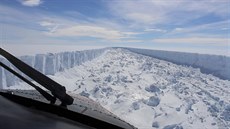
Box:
[0,48,74,105]
[0,62,56,104]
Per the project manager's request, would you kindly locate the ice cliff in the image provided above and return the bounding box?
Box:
[1,47,230,88]
[0,48,106,88]
[126,47,230,80]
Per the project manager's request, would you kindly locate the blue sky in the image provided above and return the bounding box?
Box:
[0,0,229,55]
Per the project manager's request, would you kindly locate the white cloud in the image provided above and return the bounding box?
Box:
[144,28,167,33]
[173,28,184,32]
[0,4,39,24]
[45,25,126,40]
[127,13,155,24]
[152,37,229,46]
[169,20,230,35]
[38,15,140,41]
[122,39,143,43]
[39,21,56,26]
[39,20,60,33]
[0,4,140,43]
[221,27,230,30]
[19,0,42,7]
[107,0,229,26]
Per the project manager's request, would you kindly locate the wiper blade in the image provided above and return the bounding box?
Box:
[0,48,74,106]
[0,62,56,104]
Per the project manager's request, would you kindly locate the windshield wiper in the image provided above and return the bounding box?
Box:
[0,48,74,106]
[0,62,56,104]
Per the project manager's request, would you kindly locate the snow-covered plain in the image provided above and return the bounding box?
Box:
[2,48,230,129]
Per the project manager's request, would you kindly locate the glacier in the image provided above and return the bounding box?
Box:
[1,47,229,89]
[1,47,230,129]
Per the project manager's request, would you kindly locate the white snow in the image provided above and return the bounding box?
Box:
[2,48,230,129]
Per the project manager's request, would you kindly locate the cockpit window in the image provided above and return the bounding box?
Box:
[0,1,230,129]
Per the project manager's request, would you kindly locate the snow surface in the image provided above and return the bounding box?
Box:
[2,48,230,129]
[7,48,230,129]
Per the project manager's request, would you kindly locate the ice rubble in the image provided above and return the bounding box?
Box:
[37,48,229,129]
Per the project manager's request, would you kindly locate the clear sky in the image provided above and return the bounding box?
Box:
[0,0,229,56]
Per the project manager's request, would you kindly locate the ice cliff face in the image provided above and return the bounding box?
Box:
[0,48,106,88]
[126,47,230,80]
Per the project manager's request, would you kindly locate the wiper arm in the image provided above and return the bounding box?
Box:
[0,48,74,106]
[0,62,56,104]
